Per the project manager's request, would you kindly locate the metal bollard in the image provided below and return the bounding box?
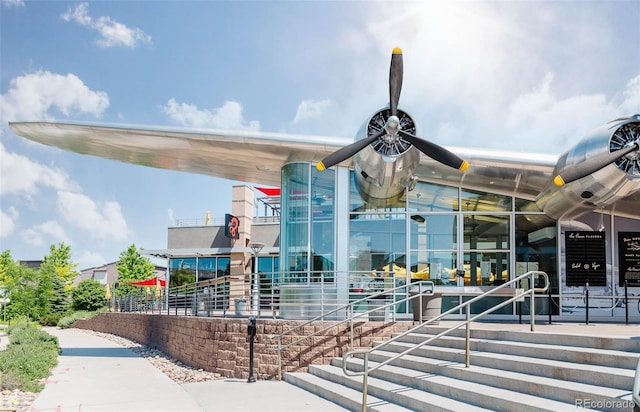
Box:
[247,316,257,383]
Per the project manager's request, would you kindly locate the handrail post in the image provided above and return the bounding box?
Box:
[361,353,369,412]
[530,272,535,332]
[465,304,471,367]
[585,281,590,325]
[625,280,629,325]
[349,304,354,352]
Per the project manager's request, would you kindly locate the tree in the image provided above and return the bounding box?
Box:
[41,243,78,294]
[39,243,78,318]
[72,279,106,311]
[0,250,40,320]
[115,244,155,296]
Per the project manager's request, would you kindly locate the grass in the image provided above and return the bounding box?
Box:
[0,322,60,392]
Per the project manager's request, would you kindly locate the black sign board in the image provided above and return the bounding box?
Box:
[565,231,606,286]
[618,232,640,287]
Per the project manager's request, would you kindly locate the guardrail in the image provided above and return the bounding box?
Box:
[264,280,435,380]
[341,270,549,412]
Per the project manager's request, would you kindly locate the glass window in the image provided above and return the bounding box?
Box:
[350,213,406,275]
[462,189,512,212]
[464,214,510,250]
[216,257,230,277]
[408,182,459,212]
[409,251,457,285]
[281,163,310,280]
[411,214,457,251]
[463,251,510,286]
[197,257,217,281]
[168,257,196,287]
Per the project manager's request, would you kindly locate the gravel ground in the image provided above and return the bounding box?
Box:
[1,328,224,412]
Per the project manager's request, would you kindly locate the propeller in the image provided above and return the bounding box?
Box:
[316,47,469,172]
[553,142,639,186]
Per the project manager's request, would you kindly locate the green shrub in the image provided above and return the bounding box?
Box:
[0,324,59,392]
[57,310,97,329]
[72,280,107,311]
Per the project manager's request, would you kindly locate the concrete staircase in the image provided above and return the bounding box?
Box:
[284,324,639,411]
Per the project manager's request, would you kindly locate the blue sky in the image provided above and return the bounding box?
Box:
[1,1,639,269]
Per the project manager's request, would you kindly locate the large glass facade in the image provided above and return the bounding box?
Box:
[279,163,558,318]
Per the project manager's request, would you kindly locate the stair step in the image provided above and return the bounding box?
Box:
[337,357,583,412]
[376,339,635,390]
[417,325,640,352]
[359,348,633,406]
[284,370,408,411]
[309,364,494,412]
[396,332,639,369]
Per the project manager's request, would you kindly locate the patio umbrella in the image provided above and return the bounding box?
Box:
[105,284,111,300]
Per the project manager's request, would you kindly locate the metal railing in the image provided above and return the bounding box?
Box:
[264,280,435,380]
[634,357,640,409]
[341,270,549,412]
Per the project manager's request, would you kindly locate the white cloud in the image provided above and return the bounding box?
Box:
[167,208,175,225]
[502,72,638,152]
[161,98,260,130]
[21,220,70,246]
[293,99,332,124]
[76,250,107,269]
[0,207,18,237]
[0,71,109,122]
[617,75,640,116]
[61,2,152,48]
[0,143,79,197]
[2,0,24,8]
[57,191,129,241]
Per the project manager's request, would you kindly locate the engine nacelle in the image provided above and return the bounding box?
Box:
[536,115,640,220]
[353,108,421,207]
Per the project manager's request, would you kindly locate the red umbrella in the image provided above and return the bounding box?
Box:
[128,277,166,287]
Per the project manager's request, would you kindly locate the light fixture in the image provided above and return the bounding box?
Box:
[248,242,265,316]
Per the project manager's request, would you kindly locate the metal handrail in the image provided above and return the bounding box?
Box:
[633,357,640,408]
[342,270,549,412]
[265,280,435,380]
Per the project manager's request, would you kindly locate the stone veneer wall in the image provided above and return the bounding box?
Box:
[73,313,413,380]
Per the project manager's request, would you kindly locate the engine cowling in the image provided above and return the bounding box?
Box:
[353,108,421,207]
[536,116,640,220]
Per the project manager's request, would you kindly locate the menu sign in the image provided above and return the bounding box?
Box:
[618,232,640,287]
[565,231,606,286]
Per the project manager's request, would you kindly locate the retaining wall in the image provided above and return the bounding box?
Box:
[73,313,412,380]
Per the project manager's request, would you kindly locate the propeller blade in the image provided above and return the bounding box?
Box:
[399,130,469,171]
[316,130,386,171]
[553,143,639,186]
[389,47,403,117]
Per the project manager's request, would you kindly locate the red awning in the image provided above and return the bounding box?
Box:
[255,187,280,196]
[128,277,166,287]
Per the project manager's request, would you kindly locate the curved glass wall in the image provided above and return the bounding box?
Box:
[280,163,337,317]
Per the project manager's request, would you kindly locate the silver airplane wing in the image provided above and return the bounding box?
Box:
[9,121,555,197]
[9,121,349,188]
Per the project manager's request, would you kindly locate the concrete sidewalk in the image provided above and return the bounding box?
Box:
[29,328,347,412]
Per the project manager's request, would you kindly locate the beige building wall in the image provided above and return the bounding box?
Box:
[230,185,255,301]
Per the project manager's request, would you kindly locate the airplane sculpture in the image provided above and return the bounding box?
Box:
[8,48,640,225]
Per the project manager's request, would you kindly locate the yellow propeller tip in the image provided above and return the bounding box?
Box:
[459,160,469,172]
[316,162,326,171]
[553,175,565,186]
[392,47,403,54]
